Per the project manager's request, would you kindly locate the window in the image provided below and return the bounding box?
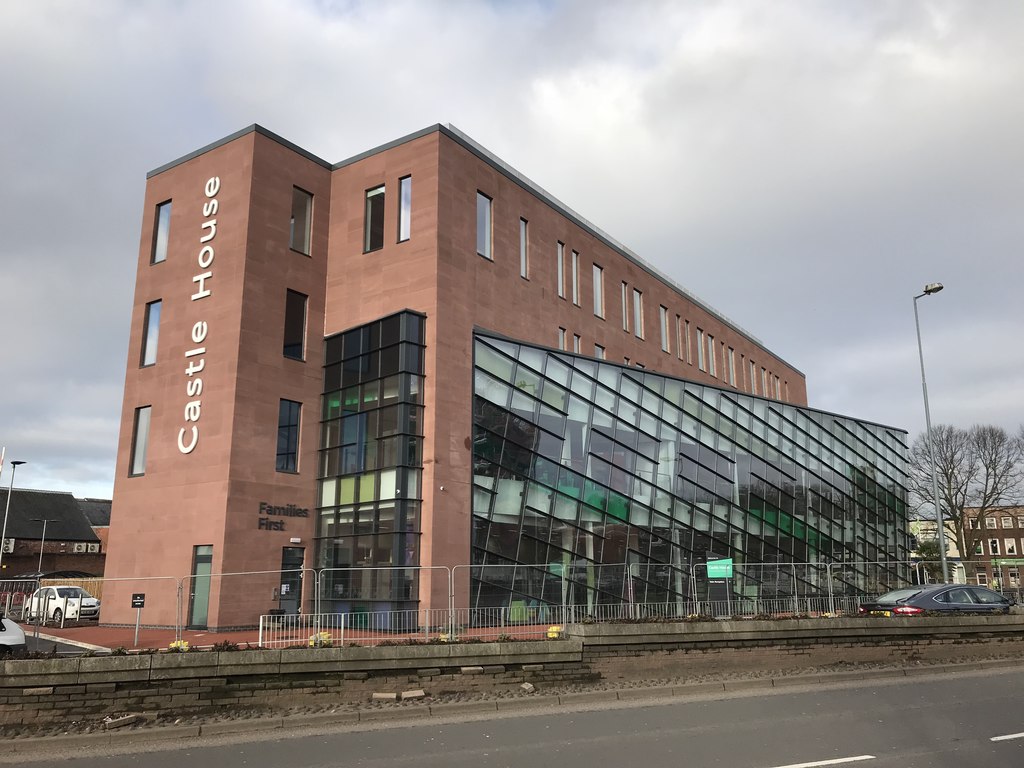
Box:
[290,187,313,255]
[557,242,566,298]
[593,265,604,317]
[969,518,981,530]
[594,344,605,360]
[749,360,757,395]
[558,327,567,350]
[977,572,988,585]
[986,517,998,529]
[398,176,412,242]
[151,201,171,264]
[989,539,1000,556]
[476,192,492,259]
[573,334,581,353]
[364,186,385,252]
[1018,517,1024,528]
[1001,516,1013,528]
[571,251,580,305]
[1005,538,1018,556]
[728,348,736,386]
[632,289,644,338]
[277,399,302,472]
[685,321,692,364]
[621,282,629,331]
[696,329,705,371]
[659,306,670,353]
[761,367,768,397]
[140,300,162,367]
[283,290,308,360]
[129,406,152,476]
[676,315,683,360]
[707,334,716,377]
[519,218,529,278]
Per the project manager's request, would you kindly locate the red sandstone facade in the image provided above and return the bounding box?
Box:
[104,125,807,628]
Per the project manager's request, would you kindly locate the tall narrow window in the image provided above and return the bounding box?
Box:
[364,185,385,252]
[277,399,301,472]
[632,289,644,338]
[398,176,412,242]
[728,347,736,386]
[696,329,706,370]
[659,306,670,353]
[519,218,529,278]
[594,344,606,360]
[151,201,172,264]
[140,300,162,367]
[558,327,567,350]
[685,321,692,364]
[290,187,313,255]
[707,334,716,376]
[573,334,581,353]
[761,367,769,397]
[750,360,758,394]
[129,406,152,476]
[621,282,629,332]
[592,265,604,317]
[283,289,308,360]
[476,192,492,259]
[557,242,565,298]
[676,315,683,360]
[571,251,580,305]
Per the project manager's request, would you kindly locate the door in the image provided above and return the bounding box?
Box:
[187,545,214,629]
[279,547,304,614]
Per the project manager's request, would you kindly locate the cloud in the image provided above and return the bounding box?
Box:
[1,0,1022,499]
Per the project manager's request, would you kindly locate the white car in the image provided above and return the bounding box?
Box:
[0,612,27,656]
[26,586,101,623]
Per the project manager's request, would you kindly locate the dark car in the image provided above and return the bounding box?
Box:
[858,584,1014,616]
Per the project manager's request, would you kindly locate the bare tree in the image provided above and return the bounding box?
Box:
[909,424,1024,566]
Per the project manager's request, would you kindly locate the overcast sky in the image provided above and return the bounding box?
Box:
[1,0,1021,499]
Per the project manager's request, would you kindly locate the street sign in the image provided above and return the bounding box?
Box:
[707,558,734,578]
[131,593,146,608]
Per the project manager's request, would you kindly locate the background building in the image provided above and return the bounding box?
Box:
[0,489,105,577]
[102,124,907,629]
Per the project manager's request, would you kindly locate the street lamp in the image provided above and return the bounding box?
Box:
[0,460,26,574]
[914,282,950,583]
[31,518,58,575]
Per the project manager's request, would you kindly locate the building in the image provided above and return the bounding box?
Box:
[0,489,105,577]
[102,124,910,629]
[962,505,1024,590]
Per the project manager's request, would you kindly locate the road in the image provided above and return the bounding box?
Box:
[9,667,1024,768]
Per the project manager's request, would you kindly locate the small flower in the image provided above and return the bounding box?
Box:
[308,631,333,648]
[167,640,190,652]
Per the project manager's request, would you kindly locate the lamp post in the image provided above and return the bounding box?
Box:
[914,283,950,583]
[31,518,58,575]
[0,460,26,574]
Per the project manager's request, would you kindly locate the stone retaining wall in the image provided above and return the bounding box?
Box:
[4,617,1024,727]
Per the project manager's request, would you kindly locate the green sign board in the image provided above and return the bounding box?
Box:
[707,558,734,578]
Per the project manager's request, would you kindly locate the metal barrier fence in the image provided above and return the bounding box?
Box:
[0,559,973,648]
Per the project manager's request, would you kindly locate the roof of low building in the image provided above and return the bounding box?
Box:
[0,489,101,542]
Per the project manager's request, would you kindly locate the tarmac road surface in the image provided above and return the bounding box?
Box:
[6,666,1024,768]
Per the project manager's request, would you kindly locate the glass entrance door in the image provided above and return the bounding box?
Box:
[280,546,304,614]
[187,545,213,629]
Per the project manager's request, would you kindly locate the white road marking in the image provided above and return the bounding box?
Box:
[991,731,1024,742]
[768,757,875,768]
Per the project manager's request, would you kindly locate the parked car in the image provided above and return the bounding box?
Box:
[0,612,27,656]
[26,586,101,623]
[859,584,1014,616]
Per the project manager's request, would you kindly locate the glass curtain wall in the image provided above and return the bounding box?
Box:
[317,311,425,614]
[471,333,910,613]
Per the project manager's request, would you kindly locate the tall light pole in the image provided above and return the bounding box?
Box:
[914,283,950,583]
[32,518,58,575]
[0,460,26,575]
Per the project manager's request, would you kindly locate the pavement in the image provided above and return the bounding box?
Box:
[25,621,266,653]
